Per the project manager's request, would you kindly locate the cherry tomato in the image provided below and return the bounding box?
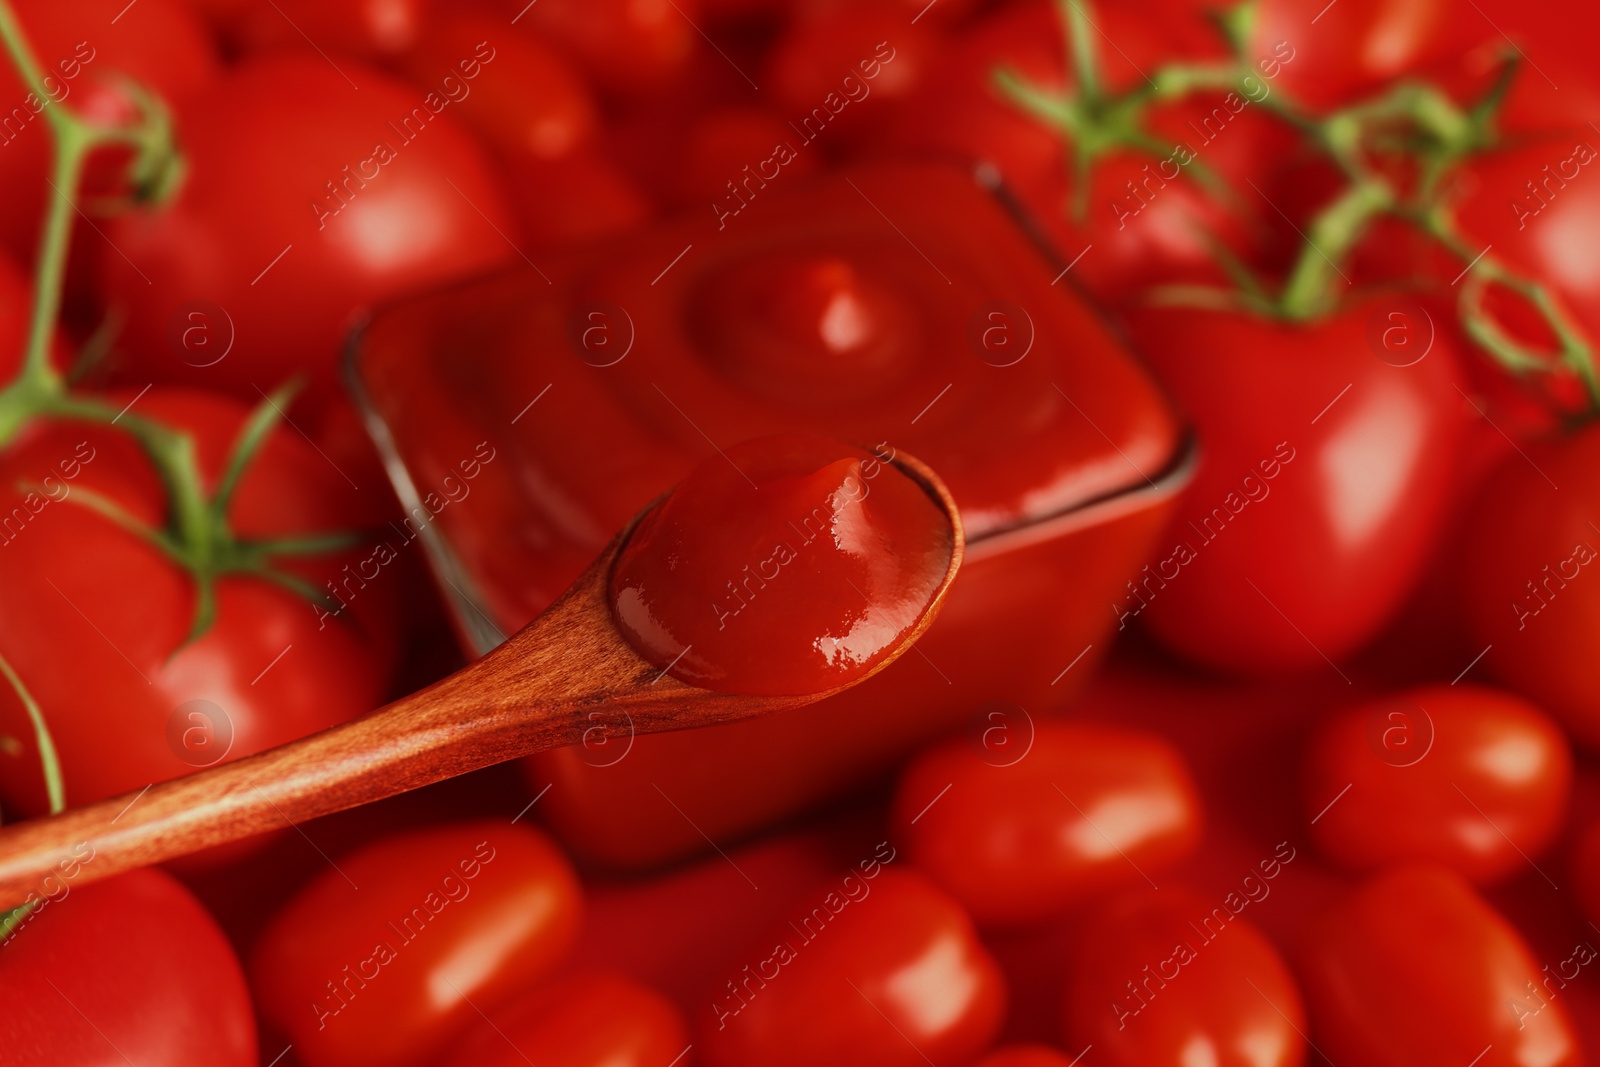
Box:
[251,821,583,1067]
[1249,0,1487,111]
[226,0,436,59]
[1448,133,1600,386]
[1122,297,1467,673]
[667,106,821,209]
[891,721,1203,926]
[1298,865,1581,1065]
[889,1,1291,304]
[395,10,599,168]
[505,150,652,248]
[1461,425,1600,748]
[0,250,69,380]
[1064,887,1307,1067]
[1303,684,1572,882]
[0,868,255,1067]
[0,0,220,267]
[766,2,944,150]
[696,867,1005,1067]
[440,971,689,1067]
[499,0,700,97]
[0,388,393,818]
[98,54,520,410]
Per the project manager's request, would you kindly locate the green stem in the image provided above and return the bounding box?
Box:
[0,650,64,816]
[1059,0,1102,105]
[1425,210,1600,409]
[1279,180,1392,318]
[24,127,88,386]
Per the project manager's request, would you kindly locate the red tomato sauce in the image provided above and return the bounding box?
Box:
[609,434,955,695]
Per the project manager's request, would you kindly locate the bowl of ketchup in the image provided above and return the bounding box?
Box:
[351,161,1192,868]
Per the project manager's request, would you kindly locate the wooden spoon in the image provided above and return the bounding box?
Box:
[0,454,962,906]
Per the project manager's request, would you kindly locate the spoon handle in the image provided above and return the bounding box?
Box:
[0,549,672,905]
[0,616,590,907]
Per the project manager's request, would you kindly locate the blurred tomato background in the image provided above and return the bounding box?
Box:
[1,0,1599,1064]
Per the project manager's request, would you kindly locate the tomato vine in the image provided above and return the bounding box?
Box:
[996,0,1600,411]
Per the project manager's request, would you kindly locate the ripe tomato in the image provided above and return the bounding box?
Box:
[0,868,255,1066]
[571,819,889,1008]
[98,54,520,410]
[667,106,822,209]
[499,0,700,97]
[1249,0,1486,111]
[889,0,1290,304]
[506,150,653,248]
[891,721,1203,926]
[1448,135,1600,374]
[440,971,689,1067]
[251,821,583,1067]
[1122,297,1467,673]
[1461,426,1600,747]
[696,867,1005,1067]
[1298,865,1581,1065]
[0,250,69,380]
[225,0,436,59]
[0,388,394,818]
[395,9,599,168]
[1303,684,1572,882]
[766,2,944,151]
[1064,888,1307,1067]
[0,0,220,267]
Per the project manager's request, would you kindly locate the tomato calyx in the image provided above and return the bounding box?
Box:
[994,0,1244,220]
[994,0,1600,412]
[0,2,355,645]
[46,385,360,644]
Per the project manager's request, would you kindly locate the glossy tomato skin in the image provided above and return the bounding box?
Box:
[251,821,582,1067]
[1461,426,1600,747]
[1248,0,1485,111]
[1450,135,1600,370]
[0,0,220,266]
[766,2,944,151]
[1123,298,1467,673]
[99,54,520,410]
[667,106,822,209]
[500,0,699,97]
[1064,888,1307,1067]
[1304,685,1572,882]
[439,971,689,1067]
[0,250,69,380]
[0,389,393,818]
[697,867,1005,1067]
[892,722,1203,926]
[1298,865,1581,1066]
[395,10,599,168]
[504,150,652,248]
[0,868,255,1067]
[225,0,436,59]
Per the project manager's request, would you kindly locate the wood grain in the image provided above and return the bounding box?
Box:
[0,454,963,906]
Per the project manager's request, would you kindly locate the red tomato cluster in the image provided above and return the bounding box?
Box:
[2,0,1600,1065]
